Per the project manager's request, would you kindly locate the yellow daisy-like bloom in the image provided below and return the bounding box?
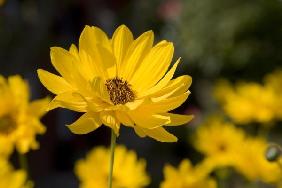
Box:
[75,145,150,188]
[160,159,217,188]
[235,138,282,183]
[214,80,277,124]
[0,158,30,188]
[194,116,282,183]
[0,75,49,156]
[193,116,245,167]
[37,25,193,142]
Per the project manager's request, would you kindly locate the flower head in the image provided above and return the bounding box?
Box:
[38,25,193,142]
[75,145,150,188]
[214,79,278,124]
[235,138,282,183]
[193,116,282,183]
[0,75,49,156]
[160,159,217,188]
[193,116,245,167]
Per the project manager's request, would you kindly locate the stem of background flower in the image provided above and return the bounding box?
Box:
[216,168,230,188]
[108,129,117,188]
[18,152,29,178]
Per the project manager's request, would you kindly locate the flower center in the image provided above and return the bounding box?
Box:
[105,77,135,105]
[0,114,17,135]
[218,144,227,152]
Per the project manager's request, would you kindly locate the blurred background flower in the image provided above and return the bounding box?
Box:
[160,159,217,188]
[0,0,282,187]
[75,145,150,188]
[192,116,282,187]
[214,70,282,125]
[0,75,49,157]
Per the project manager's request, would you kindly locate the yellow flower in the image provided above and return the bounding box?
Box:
[214,80,277,124]
[75,145,150,188]
[0,158,30,188]
[193,116,282,184]
[160,159,217,188]
[193,116,245,167]
[234,138,282,183]
[264,69,282,119]
[38,25,193,142]
[0,75,49,156]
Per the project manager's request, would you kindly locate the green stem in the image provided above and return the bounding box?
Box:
[108,129,117,188]
[18,152,29,178]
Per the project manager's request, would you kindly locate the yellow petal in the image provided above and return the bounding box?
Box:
[115,111,134,127]
[52,53,92,96]
[0,75,5,85]
[150,75,192,101]
[9,170,28,188]
[8,75,29,102]
[100,111,120,135]
[79,25,111,52]
[85,98,110,112]
[69,44,79,59]
[50,47,76,82]
[138,58,182,97]
[28,97,51,118]
[90,77,111,103]
[32,119,46,134]
[111,25,133,74]
[130,41,174,92]
[0,137,14,157]
[67,112,102,134]
[134,126,146,137]
[163,164,178,177]
[129,111,170,129]
[48,92,87,112]
[93,45,117,78]
[148,92,190,113]
[77,49,104,81]
[162,113,194,126]
[16,140,33,154]
[120,30,154,80]
[141,127,178,142]
[125,99,144,110]
[169,77,192,98]
[50,47,92,96]
[37,69,73,94]
[79,45,116,80]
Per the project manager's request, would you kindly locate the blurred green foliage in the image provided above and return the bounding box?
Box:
[175,0,282,79]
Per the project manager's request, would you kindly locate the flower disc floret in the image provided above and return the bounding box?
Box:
[105,77,135,105]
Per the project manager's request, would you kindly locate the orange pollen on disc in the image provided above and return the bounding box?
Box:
[105,77,135,105]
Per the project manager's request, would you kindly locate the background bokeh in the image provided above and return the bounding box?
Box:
[0,0,282,187]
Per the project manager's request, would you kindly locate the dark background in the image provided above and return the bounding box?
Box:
[0,0,282,187]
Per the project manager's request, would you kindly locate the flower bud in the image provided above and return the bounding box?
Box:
[265,144,281,162]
